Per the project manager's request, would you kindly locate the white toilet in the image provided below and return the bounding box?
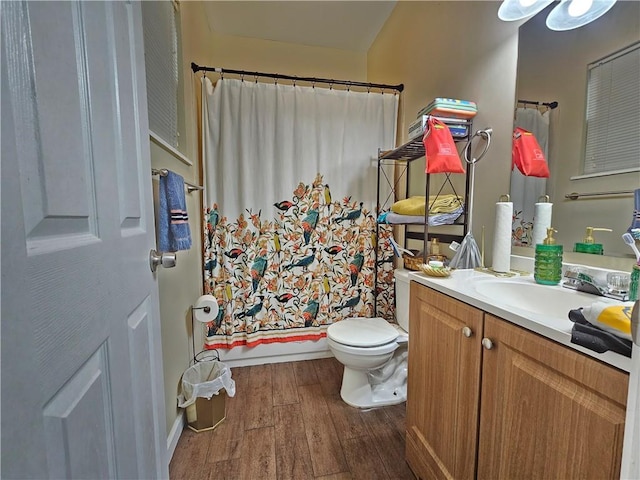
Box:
[327,268,410,408]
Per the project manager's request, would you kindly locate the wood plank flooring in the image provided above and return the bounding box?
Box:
[170,358,415,479]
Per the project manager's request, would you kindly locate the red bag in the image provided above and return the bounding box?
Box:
[512,127,550,178]
[422,117,465,174]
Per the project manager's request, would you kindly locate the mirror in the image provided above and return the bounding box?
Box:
[510,1,640,258]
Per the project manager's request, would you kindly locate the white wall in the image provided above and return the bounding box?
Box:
[152,0,210,446]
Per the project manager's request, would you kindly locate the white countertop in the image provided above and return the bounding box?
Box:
[408,268,632,373]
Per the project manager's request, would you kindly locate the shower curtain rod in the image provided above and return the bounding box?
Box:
[517,99,559,109]
[191,62,404,92]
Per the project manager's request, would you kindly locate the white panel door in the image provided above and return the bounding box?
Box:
[1,2,168,478]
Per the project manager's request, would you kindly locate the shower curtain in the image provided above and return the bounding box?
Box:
[201,77,398,349]
[510,107,551,246]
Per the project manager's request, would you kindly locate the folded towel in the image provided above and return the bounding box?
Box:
[568,307,632,357]
[378,208,464,226]
[391,197,426,216]
[391,195,464,216]
[418,98,477,117]
[158,171,192,252]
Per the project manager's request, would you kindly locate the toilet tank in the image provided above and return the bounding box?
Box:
[394,268,411,332]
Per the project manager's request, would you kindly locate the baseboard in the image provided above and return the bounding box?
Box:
[166,410,184,463]
[216,338,333,368]
[221,349,334,368]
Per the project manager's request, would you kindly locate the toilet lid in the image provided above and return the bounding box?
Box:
[327,317,399,347]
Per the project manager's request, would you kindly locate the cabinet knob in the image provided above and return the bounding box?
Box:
[482,338,494,350]
[462,326,473,338]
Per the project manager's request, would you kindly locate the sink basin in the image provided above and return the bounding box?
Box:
[472,278,611,323]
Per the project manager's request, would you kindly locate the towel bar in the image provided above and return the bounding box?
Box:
[565,190,633,200]
[151,168,204,193]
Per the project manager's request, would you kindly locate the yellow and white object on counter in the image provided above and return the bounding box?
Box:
[582,301,634,341]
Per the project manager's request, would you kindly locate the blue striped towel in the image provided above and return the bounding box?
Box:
[158,171,192,252]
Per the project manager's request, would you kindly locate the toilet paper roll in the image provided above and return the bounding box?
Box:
[531,202,553,246]
[492,201,513,273]
[194,295,219,323]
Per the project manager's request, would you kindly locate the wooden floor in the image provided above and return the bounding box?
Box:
[170,358,415,479]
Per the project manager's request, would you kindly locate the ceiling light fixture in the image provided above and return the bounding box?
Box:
[546,0,617,31]
[498,0,554,21]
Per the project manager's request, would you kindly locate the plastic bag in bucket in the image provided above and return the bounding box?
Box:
[178,360,236,432]
[177,360,236,409]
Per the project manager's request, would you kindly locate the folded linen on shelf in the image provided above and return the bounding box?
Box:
[425,107,477,119]
[418,98,478,117]
[408,115,470,140]
[378,207,464,226]
[417,98,478,120]
[391,194,464,216]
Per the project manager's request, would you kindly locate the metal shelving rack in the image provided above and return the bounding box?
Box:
[374,119,473,315]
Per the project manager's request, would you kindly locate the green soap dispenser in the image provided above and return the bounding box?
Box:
[574,227,612,255]
[535,228,563,285]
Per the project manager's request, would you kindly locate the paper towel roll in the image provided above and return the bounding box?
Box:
[492,201,513,273]
[194,295,219,323]
[532,202,553,246]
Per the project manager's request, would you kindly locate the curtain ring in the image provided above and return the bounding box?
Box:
[254,75,258,83]
[293,77,296,87]
[220,71,224,80]
[240,73,244,82]
[329,81,333,90]
[312,81,315,89]
[367,86,371,94]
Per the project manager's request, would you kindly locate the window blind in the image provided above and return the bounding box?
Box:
[583,43,640,175]
[142,1,179,148]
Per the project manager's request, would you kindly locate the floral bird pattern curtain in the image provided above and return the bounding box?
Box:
[203,174,395,349]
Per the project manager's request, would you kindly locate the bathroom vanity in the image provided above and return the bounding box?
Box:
[406,271,630,480]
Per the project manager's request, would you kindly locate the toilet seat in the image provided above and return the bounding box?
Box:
[327,337,399,356]
[327,317,399,347]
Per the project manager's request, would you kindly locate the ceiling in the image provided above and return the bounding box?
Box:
[202,1,397,53]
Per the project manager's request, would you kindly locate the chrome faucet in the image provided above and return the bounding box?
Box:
[562,270,628,301]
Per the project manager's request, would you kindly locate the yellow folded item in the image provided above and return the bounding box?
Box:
[430,194,464,213]
[582,301,633,341]
[392,196,426,215]
[391,195,463,216]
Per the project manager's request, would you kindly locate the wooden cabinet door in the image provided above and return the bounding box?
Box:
[406,283,484,480]
[478,314,629,480]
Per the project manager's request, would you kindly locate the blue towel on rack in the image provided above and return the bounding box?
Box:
[158,171,192,252]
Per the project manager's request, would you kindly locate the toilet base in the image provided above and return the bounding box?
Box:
[339,360,407,408]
